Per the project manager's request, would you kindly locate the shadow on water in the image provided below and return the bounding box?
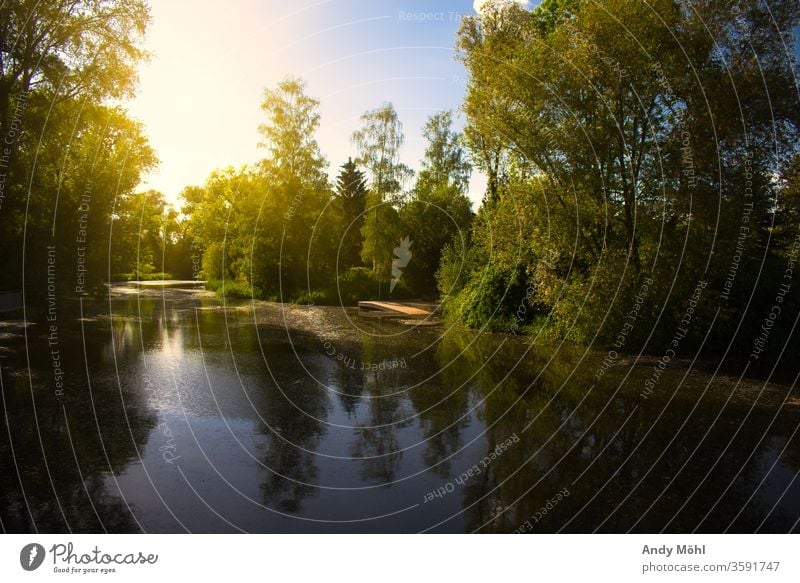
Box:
[1,288,799,532]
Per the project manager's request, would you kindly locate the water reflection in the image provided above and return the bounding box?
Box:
[1,290,798,532]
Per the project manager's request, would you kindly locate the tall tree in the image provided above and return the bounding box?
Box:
[256,77,333,295]
[334,157,368,270]
[0,0,152,293]
[183,79,339,300]
[401,111,473,296]
[463,123,508,206]
[351,103,411,202]
[351,103,411,292]
[0,0,149,139]
[258,77,327,192]
[181,167,265,286]
[416,111,471,195]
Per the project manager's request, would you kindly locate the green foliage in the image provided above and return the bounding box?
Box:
[336,267,377,305]
[0,0,153,298]
[205,279,254,299]
[442,0,800,362]
[360,193,402,285]
[113,272,174,282]
[351,103,413,292]
[334,158,368,269]
[437,240,474,299]
[259,78,328,191]
[111,190,186,279]
[1,96,156,300]
[351,103,412,201]
[400,111,474,298]
[445,263,528,332]
[415,111,471,195]
[183,79,337,301]
[8,0,795,377]
[292,289,332,306]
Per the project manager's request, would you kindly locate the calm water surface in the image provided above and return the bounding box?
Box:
[1,288,798,532]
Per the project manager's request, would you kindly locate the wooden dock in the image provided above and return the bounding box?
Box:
[358,301,438,318]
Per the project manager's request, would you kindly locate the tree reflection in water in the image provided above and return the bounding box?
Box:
[1,296,798,532]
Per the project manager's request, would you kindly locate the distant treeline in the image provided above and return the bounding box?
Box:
[179,86,473,304]
[0,1,472,309]
[1,0,799,371]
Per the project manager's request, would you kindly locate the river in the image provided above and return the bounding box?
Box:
[1,285,798,533]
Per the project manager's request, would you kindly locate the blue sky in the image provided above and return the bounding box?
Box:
[126,0,521,206]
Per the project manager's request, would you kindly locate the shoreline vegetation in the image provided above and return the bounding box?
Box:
[1,0,799,378]
[0,281,794,386]
[0,280,800,390]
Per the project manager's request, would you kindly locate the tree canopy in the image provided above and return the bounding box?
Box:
[439,0,800,365]
[4,0,798,372]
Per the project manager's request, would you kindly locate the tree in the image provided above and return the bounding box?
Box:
[111,190,176,279]
[443,0,800,357]
[351,103,411,293]
[0,0,149,141]
[258,77,327,191]
[257,77,333,296]
[0,0,152,296]
[401,111,473,297]
[181,166,267,289]
[416,111,471,194]
[2,97,155,300]
[775,154,800,249]
[351,103,412,202]
[183,78,334,298]
[334,158,368,270]
[464,123,508,206]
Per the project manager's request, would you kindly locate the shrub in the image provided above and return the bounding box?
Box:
[112,272,174,282]
[292,289,333,305]
[445,264,529,332]
[336,267,378,305]
[334,267,414,305]
[205,279,254,299]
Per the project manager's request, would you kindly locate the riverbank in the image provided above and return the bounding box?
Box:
[2,282,796,388]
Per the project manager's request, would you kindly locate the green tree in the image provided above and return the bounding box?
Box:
[333,157,368,270]
[181,166,265,288]
[0,0,152,295]
[0,0,149,148]
[5,97,155,303]
[351,103,411,292]
[111,189,177,279]
[185,79,335,299]
[351,103,412,201]
[416,111,471,195]
[257,77,333,296]
[401,111,473,297]
[444,0,800,357]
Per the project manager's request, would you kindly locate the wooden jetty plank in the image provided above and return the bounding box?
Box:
[358,301,432,317]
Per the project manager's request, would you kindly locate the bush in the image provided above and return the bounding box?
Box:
[336,267,378,305]
[444,264,529,332]
[205,279,254,299]
[112,272,173,282]
[292,289,333,305]
[333,267,414,305]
